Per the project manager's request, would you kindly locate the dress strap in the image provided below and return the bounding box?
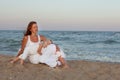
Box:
[38,35,41,43]
[27,35,30,43]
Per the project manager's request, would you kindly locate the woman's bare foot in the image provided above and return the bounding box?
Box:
[10,58,16,64]
[10,57,20,64]
[10,60,15,64]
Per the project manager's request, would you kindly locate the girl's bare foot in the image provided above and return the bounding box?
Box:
[20,59,24,65]
[63,64,70,69]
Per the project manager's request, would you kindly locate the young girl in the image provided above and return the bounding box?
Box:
[38,39,69,68]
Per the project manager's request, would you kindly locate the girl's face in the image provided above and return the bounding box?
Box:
[43,40,51,48]
[47,40,52,45]
[43,41,48,48]
[30,24,38,33]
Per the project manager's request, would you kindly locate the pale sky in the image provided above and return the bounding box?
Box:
[0,0,120,31]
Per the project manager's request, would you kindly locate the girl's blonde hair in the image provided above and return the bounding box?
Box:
[42,39,53,47]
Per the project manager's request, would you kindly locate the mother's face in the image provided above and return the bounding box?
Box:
[30,24,38,33]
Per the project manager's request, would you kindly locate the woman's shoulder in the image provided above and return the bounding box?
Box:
[21,36,29,44]
[22,36,28,41]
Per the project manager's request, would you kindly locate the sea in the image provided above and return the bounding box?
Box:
[0,30,120,63]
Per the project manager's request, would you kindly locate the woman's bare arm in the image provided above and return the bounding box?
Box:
[37,35,47,55]
[37,43,43,55]
[16,36,28,57]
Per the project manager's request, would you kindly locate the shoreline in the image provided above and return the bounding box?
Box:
[1,54,120,64]
[0,54,120,80]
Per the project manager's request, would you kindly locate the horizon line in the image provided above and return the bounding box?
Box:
[0,29,120,32]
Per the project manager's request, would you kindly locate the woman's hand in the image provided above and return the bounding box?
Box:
[38,35,47,55]
[37,47,42,55]
[37,49,42,55]
[37,44,43,55]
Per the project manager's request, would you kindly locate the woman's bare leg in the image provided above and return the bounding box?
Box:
[10,57,20,63]
[10,57,24,65]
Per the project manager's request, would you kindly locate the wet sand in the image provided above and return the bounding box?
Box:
[0,54,120,80]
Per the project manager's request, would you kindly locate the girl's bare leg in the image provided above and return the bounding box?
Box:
[58,56,69,68]
[20,59,24,65]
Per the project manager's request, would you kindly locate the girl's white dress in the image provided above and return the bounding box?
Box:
[39,44,66,67]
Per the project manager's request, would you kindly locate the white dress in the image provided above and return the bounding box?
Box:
[39,44,66,67]
[18,35,66,67]
[19,35,41,64]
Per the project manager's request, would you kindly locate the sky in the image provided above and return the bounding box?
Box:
[0,0,120,31]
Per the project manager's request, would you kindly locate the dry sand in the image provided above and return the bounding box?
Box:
[0,54,120,80]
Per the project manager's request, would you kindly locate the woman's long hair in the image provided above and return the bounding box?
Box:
[24,21,37,36]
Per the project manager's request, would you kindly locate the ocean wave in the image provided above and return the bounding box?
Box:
[103,39,119,44]
[73,39,120,44]
[0,38,21,49]
[1,30,120,63]
[89,40,119,44]
[113,32,120,36]
[67,52,120,63]
[0,38,20,43]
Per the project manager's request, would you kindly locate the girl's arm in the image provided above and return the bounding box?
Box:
[16,36,28,57]
[56,45,60,52]
[40,35,47,42]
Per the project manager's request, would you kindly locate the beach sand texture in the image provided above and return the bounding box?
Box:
[0,55,120,80]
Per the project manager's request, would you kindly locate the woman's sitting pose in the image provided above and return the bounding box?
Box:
[10,21,46,65]
[11,21,69,68]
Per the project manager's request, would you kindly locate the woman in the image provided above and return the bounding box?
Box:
[11,21,69,68]
[11,21,46,64]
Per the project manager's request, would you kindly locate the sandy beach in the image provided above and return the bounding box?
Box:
[0,54,120,80]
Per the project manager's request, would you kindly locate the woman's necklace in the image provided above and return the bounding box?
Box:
[30,34,38,42]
